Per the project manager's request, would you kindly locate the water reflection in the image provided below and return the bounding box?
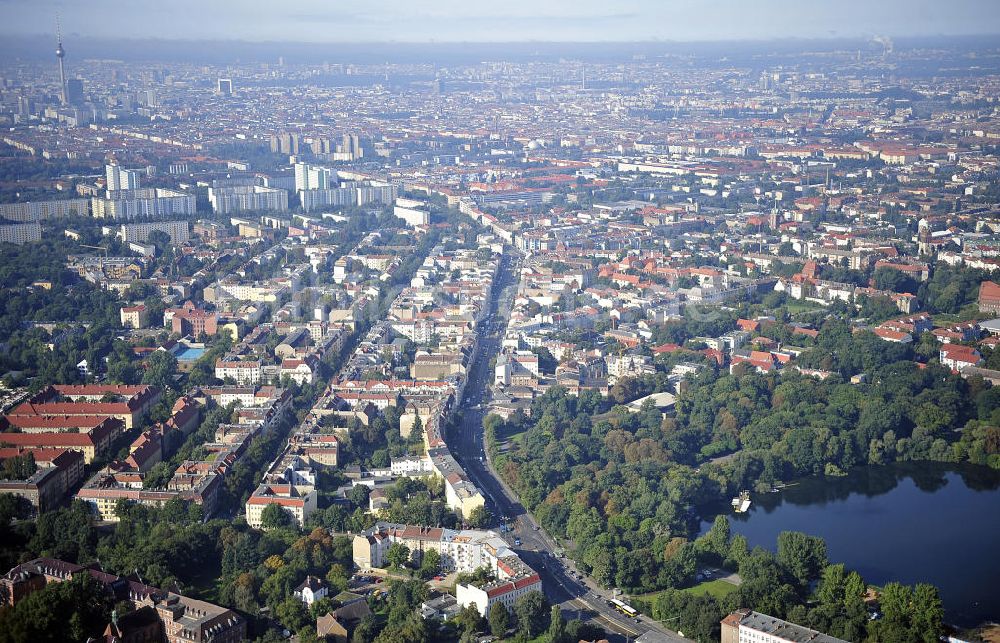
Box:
[702,461,1000,626]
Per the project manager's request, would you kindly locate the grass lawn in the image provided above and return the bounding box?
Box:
[634,578,738,606]
[682,578,739,600]
[784,300,823,315]
[501,426,529,448]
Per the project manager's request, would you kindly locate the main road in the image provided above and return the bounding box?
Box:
[448,249,688,643]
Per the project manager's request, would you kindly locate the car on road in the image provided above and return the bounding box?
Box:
[513,538,521,546]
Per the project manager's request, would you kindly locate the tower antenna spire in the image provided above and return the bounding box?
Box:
[55,13,67,106]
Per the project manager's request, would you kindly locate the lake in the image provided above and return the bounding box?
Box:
[701,462,1000,626]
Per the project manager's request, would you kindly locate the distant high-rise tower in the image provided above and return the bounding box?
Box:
[294,162,332,191]
[105,164,141,195]
[66,78,84,105]
[55,19,67,106]
[217,78,233,95]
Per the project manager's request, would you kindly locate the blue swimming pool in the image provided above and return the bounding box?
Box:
[174,346,205,361]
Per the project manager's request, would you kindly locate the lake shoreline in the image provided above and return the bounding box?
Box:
[699,460,1000,629]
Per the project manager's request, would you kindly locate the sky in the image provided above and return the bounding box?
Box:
[4,0,1000,43]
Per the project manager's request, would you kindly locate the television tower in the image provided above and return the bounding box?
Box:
[55,16,67,105]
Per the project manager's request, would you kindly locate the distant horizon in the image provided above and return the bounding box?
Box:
[2,0,999,45]
[3,31,999,67]
[11,32,1000,46]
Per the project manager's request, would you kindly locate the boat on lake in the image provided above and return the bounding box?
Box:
[732,490,752,513]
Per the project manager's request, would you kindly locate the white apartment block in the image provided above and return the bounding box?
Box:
[0,198,89,221]
[215,360,263,386]
[245,483,317,528]
[91,189,196,220]
[605,353,656,383]
[118,220,190,244]
[390,455,434,476]
[0,221,42,244]
[456,572,543,617]
[721,609,849,643]
[214,281,288,303]
[393,199,430,228]
[294,162,335,191]
[208,185,289,214]
[351,523,539,603]
[105,164,141,194]
[299,187,357,213]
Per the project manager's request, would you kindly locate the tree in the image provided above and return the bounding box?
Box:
[418,549,441,579]
[776,531,828,587]
[0,573,115,643]
[880,581,914,628]
[453,604,485,638]
[817,563,846,608]
[142,350,178,391]
[1,452,36,480]
[275,596,310,633]
[488,602,510,637]
[566,619,606,643]
[326,563,350,592]
[727,534,750,567]
[232,572,258,613]
[843,570,867,617]
[352,615,380,643]
[146,229,173,253]
[260,503,293,530]
[704,514,731,558]
[310,596,335,620]
[514,591,548,637]
[873,266,918,295]
[386,542,410,569]
[548,605,567,643]
[911,583,944,641]
[466,505,491,529]
[410,413,424,441]
[348,484,371,509]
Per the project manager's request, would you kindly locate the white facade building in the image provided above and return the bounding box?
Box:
[208,185,289,214]
[0,221,42,244]
[105,164,141,194]
[118,220,190,244]
[215,360,263,385]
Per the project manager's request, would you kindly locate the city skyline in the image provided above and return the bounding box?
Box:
[2,0,999,43]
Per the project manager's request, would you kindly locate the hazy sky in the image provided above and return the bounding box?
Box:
[6,0,1000,42]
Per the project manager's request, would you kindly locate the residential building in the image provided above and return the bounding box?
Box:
[294,576,327,606]
[980,281,1000,314]
[0,448,86,513]
[0,198,90,221]
[7,384,160,430]
[940,344,983,371]
[0,222,42,245]
[245,482,317,528]
[118,220,190,245]
[208,185,289,214]
[105,164,141,194]
[92,188,196,220]
[721,609,849,643]
[294,162,334,191]
[166,302,218,336]
[215,359,263,385]
[120,304,149,329]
